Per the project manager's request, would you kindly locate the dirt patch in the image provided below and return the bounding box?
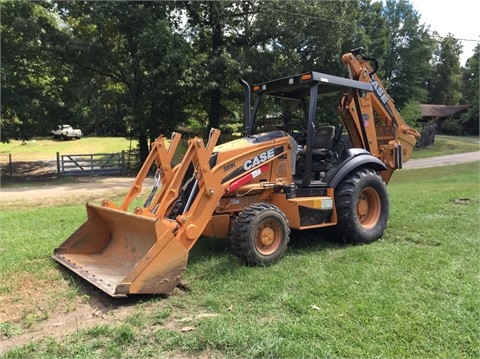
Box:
[0,176,157,354]
[0,279,136,354]
[0,176,155,210]
[0,280,204,356]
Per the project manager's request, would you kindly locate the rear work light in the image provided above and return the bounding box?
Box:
[301,73,313,81]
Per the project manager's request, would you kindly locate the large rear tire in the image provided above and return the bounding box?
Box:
[231,203,290,266]
[335,168,389,244]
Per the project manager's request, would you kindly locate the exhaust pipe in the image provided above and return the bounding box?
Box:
[239,78,253,137]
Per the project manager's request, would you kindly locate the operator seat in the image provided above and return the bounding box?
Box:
[297,125,335,181]
[297,126,335,158]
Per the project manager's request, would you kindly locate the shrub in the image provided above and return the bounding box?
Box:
[441,118,463,135]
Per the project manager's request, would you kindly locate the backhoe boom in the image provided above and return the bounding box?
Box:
[340,47,420,182]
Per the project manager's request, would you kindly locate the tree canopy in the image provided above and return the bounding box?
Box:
[1,0,478,150]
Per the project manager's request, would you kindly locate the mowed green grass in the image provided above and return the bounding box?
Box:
[412,134,479,158]
[0,136,136,162]
[1,162,479,358]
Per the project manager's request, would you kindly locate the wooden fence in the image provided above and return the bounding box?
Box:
[417,123,437,148]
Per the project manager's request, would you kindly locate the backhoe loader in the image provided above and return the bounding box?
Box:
[53,48,420,297]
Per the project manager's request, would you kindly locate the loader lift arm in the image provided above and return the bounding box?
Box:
[53,127,294,296]
[118,132,182,211]
[53,129,225,296]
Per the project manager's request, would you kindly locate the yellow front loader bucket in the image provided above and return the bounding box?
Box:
[53,203,188,297]
[53,130,222,297]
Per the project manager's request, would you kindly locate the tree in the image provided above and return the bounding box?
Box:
[183,0,371,130]
[1,0,67,141]
[2,0,449,147]
[380,0,435,107]
[429,34,463,105]
[399,99,422,128]
[56,1,192,160]
[350,0,389,61]
[460,45,479,135]
[182,1,255,131]
[249,0,361,78]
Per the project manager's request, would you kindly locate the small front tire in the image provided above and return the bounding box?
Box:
[231,203,290,266]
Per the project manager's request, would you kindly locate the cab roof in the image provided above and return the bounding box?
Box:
[252,71,373,100]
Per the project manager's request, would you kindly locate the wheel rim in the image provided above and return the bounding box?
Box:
[255,219,282,256]
[356,187,381,229]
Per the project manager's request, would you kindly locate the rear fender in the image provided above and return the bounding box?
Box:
[324,148,387,188]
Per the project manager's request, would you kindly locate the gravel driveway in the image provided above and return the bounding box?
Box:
[402,151,479,169]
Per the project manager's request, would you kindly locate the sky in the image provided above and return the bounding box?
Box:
[409,0,479,66]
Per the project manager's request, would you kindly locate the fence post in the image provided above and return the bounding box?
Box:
[56,152,61,178]
[121,150,125,175]
[9,154,13,177]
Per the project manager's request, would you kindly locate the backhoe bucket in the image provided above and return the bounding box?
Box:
[53,203,188,297]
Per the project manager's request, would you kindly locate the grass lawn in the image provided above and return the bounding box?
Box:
[0,136,136,162]
[1,162,479,358]
[412,134,479,158]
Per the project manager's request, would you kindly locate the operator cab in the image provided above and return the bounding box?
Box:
[245,71,372,188]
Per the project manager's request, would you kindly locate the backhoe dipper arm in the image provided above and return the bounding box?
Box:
[339,48,420,182]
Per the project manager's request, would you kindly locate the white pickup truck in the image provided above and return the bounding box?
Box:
[51,125,82,140]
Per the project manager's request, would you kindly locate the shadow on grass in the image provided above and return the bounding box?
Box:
[289,227,347,252]
[186,227,347,276]
[55,262,168,308]
[1,160,58,181]
[54,227,347,305]
[188,227,346,263]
